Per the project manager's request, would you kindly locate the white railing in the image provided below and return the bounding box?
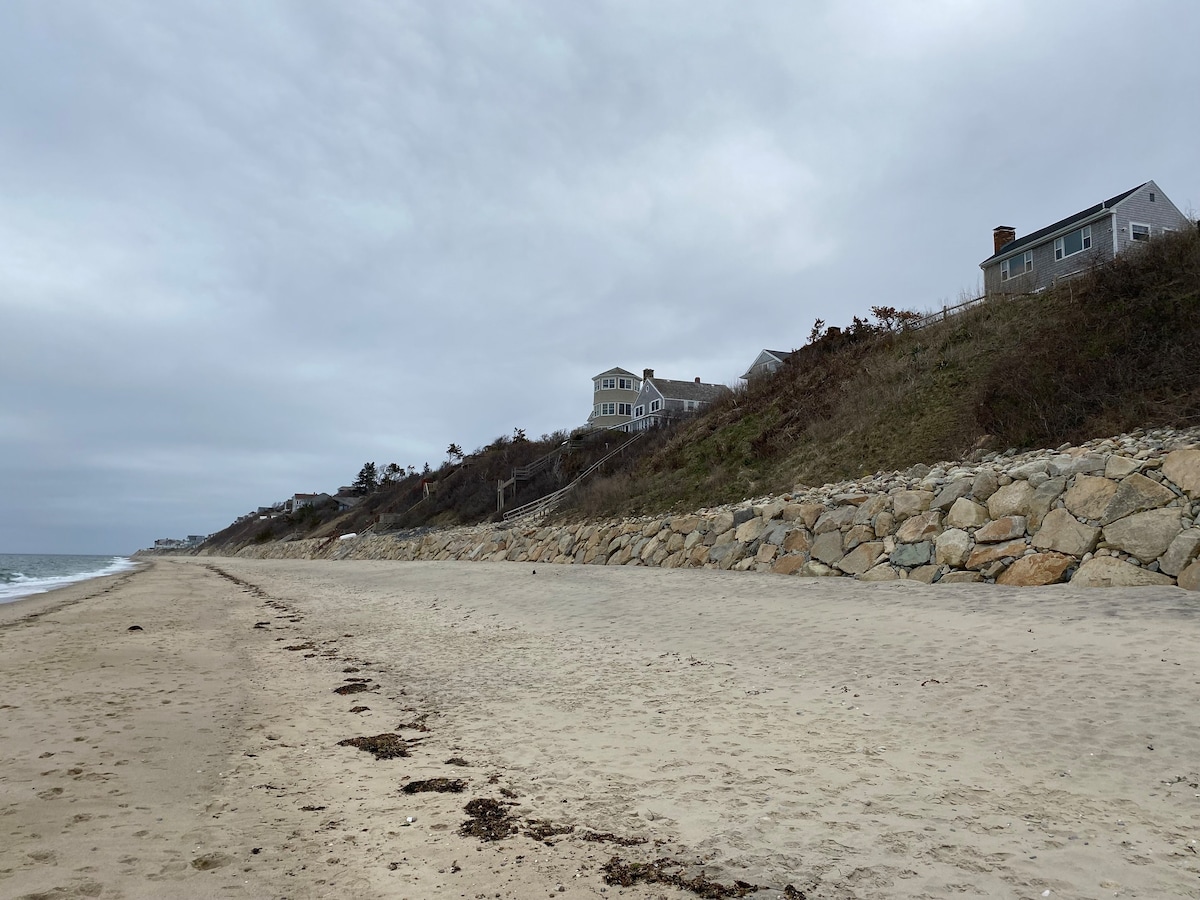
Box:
[501,432,645,521]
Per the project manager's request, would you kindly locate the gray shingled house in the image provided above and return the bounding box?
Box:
[980,180,1190,296]
[740,349,794,380]
[623,368,730,432]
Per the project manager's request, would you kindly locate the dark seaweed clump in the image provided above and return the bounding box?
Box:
[401,778,467,794]
[458,798,517,841]
[337,734,412,760]
[600,856,759,899]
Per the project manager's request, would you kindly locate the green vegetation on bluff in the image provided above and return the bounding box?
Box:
[205,226,1199,551]
[562,225,1200,518]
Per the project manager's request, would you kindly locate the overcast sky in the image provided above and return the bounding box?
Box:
[2,1,1197,554]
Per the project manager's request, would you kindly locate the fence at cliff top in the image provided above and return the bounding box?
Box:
[502,432,645,522]
[910,293,986,331]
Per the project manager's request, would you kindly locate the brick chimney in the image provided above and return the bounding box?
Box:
[643,368,654,380]
[993,226,1016,255]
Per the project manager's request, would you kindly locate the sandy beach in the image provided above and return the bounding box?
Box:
[2,559,1198,899]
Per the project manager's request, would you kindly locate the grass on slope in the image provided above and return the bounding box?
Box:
[562,226,1200,519]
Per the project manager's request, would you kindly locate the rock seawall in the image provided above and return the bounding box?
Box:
[220,427,1200,590]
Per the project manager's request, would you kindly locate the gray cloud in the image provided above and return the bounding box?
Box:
[2,0,1196,552]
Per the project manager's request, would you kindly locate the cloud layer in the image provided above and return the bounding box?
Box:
[2,1,1196,552]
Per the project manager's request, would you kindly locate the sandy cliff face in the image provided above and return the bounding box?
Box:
[225,426,1200,590]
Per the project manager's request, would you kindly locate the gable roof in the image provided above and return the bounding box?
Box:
[740,348,795,379]
[980,182,1148,266]
[646,377,729,403]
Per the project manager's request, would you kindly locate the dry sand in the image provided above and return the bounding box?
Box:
[1,558,1198,899]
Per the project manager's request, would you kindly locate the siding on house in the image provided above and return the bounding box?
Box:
[980,181,1189,295]
[741,349,793,380]
[624,375,729,431]
[588,367,641,428]
[1111,181,1189,254]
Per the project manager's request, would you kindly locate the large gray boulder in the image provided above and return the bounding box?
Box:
[935,529,972,567]
[1064,475,1117,521]
[1032,509,1100,557]
[1159,528,1200,577]
[1102,508,1184,563]
[946,497,989,529]
[1070,557,1174,587]
[1162,448,1200,498]
[988,481,1036,518]
[1101,473,1176,525]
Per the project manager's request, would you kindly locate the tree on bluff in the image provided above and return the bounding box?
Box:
[353,462,380,495]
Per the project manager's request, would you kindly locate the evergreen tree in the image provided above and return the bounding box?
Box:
[353,462,380,494]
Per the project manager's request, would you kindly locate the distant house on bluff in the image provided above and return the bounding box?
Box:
[740,349,794,380]
[980,180,1189,296]
[622,369,729,432]
[588,366,727,431]
[588,367,642,429]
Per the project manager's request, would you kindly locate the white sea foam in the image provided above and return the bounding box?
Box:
[0,554,137,603]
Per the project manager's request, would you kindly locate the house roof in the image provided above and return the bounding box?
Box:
[763,349,793,360]
[647,377,729,402]
[594,367,637,379]
[980,182,1148,266]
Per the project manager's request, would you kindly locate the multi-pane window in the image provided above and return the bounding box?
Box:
[1000,250,1033,281]
[596,402,617,416]
[598,377,616,390]
[618,378,633,390]
[634,405,644,417]
[617,403,632,415]
[1130,223,1151,243]
[1054,225,1092,260]
[650,399,662,412]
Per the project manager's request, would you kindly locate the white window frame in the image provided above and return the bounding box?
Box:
[1054,225,1092,261]
[1000,250,1033,281]
[650,399,662,413]
[634,404,644,417]
[617,402,632,416]
[618,377,633,390]
[599,377,616,390]
[1130,222,1151,243]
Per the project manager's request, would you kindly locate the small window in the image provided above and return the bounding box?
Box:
[1054,225,1092,260]
[1150,191,1156,202]
[617,403,632,415]
[618,377,633,390]
[600,377,616,390]
[599,402,616,416]
[1000,250,1033,281]
[634,404,644,417]
[650,399,662,413]
[1130,223,1151,243]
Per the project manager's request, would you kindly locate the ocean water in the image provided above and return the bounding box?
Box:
[0,553,137,604]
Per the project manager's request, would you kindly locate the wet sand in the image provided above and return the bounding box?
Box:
[1,558,1198,899]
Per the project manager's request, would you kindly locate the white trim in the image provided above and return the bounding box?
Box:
[1000,250,1033,281]
[1112,212,1119,258]
[1053,224,1092,261]
[1129,221,1152,243]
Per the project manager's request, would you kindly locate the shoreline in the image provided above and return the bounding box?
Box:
[2,558,1198,898]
